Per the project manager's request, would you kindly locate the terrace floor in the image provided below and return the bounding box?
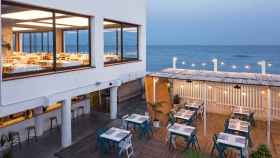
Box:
[9,97,280,158]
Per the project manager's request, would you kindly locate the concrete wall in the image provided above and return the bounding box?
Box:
[0,0,147,117]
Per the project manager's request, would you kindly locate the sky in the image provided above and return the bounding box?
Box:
[147,0,280,45]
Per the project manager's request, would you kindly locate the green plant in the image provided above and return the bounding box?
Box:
[183,149,203,158]
[250,144,272,158]
[173,94,181,104]
[147,101,165,121]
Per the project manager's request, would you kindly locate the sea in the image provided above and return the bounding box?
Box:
[147,45,280,75]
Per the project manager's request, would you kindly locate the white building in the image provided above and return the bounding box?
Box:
[0,0,146,147]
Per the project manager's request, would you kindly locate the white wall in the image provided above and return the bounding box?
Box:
[0,0,147,116]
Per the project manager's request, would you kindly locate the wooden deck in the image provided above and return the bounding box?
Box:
[56,112,280,158]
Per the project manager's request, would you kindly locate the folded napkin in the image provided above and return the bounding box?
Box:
[105,129,116,135]
[183,128,193,133]
[236,137,245,144]
[218,134,228,140]
[116,132,128,138]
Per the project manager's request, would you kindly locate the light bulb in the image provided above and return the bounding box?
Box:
[232,65,237,69]
[201,63,207,67]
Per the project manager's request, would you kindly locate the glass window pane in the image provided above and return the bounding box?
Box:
[104,21,122,63]
[12,33,16,51]
[22,33,30,53]
[57,13,90,68]
[64,30,77,53]
[1,3,54,77]
[78,30,89,53]
[123,25,138,60]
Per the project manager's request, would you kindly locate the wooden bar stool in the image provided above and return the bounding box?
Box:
[71,109,75,119]
[78,106,85,116]
[25,126,37,143]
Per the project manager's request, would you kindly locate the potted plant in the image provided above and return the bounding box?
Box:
[173,94,181,104]
[147,101,165,128]
[0,135,12,158]
[250,144,272,158]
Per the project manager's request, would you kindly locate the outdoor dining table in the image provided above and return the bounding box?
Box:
[228,119,250,133]
[174,109,196,123]
[185,101,203,111]
[167,123,196,149]
[217,132,248,158]
[124,113,149,129]
[100,127,131,143]
[232,106,251,118]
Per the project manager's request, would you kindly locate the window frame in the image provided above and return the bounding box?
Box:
[104,19,140,65]
[2,0,93,80]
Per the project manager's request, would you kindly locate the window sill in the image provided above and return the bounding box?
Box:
[104,60,142,67]
[3,66,94,81]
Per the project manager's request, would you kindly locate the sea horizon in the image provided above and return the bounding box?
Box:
[147,45,280,74]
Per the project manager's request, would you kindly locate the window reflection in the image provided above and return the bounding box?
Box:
[104,20,139,64]
[57,13,90,68]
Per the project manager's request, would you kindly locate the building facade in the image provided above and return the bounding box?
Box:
[0,0,146,147]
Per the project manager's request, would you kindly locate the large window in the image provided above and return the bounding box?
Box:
[1,1,91,79]
[104,20,139,64]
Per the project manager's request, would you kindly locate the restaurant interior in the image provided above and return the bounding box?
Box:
[1,1,139,79]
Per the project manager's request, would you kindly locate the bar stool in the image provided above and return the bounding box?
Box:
[9,131,21,149]
[49,116,58,130]
[78,106,85,116]
[25,126,37,143]
[71,109,75,120]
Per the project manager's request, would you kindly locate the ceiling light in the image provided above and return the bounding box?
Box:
[12,27,34,31]
[104,21,116,25]
[17,22,69,28]
[2,10,52,20]
[41,17,88,27]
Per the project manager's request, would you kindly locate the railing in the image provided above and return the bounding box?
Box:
[173,80,280,120]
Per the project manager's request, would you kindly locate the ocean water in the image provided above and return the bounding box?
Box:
[147,45,280,74]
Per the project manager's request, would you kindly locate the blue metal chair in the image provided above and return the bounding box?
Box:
[224,119,230,133]
[168,112,176,125]
[95,128,109,153]
[210,134,227,158]
[185,131,200,151]
[247,112,256,127]
[138,121,152,139]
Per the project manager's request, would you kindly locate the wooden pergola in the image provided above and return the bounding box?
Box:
[148,68,280,145]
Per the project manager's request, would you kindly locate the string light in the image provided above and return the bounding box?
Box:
[224,91,228,94]
[191,63,196,67]
[221,62,225,66]
[201,62,207,67]
[194,84,199,88]
[261,90,265,95]
[208,86,212,89]
[244,65,250,69]
[182,61,186,65]
[180,85,184,88]
[232,65,237,69]
[241,92,246,96]
[268,63,272,67]
[167,83,170,87]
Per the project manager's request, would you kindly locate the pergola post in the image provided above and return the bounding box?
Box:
[267,87,272,145]
[153,77,157,103]
[203,81,207,136]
